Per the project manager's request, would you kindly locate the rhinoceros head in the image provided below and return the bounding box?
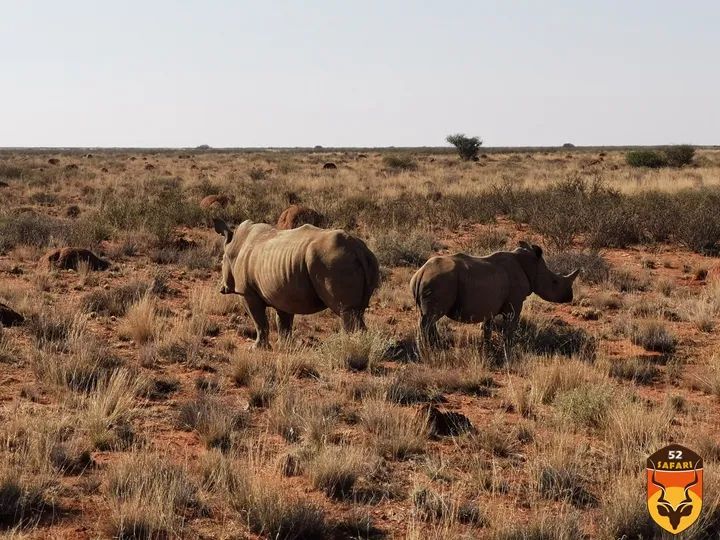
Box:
[518,241,579,303]
[213,218,236,294]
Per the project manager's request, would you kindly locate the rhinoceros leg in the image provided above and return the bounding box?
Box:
[341,309,366,332]
[482,318,495,350]
[276,310,295,341]
[500,302,522,351]
[244,292,271,349]
[420,313,441,348]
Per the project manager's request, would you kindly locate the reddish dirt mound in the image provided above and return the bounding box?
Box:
[200,194,230,210]
[42,247,110,271]
[0,303,24,326]
[47,158,60,165]
[276,205,326,230]
[322,162,337,170]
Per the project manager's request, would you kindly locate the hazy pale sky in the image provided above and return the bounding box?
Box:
[1,1,718,147]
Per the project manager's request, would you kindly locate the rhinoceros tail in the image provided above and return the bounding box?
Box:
[356,241,380,309]
[410,266,424,311]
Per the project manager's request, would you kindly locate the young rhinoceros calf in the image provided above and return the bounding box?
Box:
[410,241,578,348]
[214,218,379,349]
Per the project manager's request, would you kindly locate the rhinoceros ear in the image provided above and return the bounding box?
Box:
[213,218,233,243]
[518,240,532,251]
[518,241,542,258]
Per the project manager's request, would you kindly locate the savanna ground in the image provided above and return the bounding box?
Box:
[1,147,720,539]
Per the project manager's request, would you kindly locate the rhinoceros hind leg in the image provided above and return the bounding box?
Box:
[276,310,294,342]
[419,313,442,348]
[341,310,366,332]
[244,293,271,349]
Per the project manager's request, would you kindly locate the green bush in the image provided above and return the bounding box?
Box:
[663,145,694,167]
[625,150,667,168]
[446,133,482,161]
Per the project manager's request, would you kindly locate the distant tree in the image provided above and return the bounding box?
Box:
[446,134,482,161]
[562,143,575,148]
[195,144,211,150]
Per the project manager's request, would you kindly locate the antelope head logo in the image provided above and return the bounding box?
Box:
[649,460,699,531]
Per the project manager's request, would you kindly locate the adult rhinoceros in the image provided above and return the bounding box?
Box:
[410,241,579,349]
[213,218,379,349]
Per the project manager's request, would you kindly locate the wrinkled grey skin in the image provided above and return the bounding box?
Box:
[214,218,379,349]
[410,241,579,349]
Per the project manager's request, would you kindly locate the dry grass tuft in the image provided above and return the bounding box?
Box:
[319,329,389,372]
[178,396,246,451]
[119,294,159,344]
[308,445,371,499]
[554,383,614,430]
[82,368,146,450]
[104,452,200,539]
[361,399,428,459]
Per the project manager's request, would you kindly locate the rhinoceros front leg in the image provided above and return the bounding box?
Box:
[482,318,495,350]
[244,292,271,349]
[341,309,366,332]
[276,310,294,342]
[500,302,522,352]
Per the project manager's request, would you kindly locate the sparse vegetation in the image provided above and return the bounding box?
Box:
[2,148,720,537]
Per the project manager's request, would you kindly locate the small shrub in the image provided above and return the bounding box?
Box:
[118,294,158,344]
[469,420,517,458]
[529,357,591,406]
[607,357,659,385]
[319,330,389,372]
[385,369,442,405]
[83,369,145,450]
[269,389,338,445]
[536,464,596,508]
[629,320,676,353]
[663,144,694,167]
[81,280,151,316]
[493,512,584,540]
[609,269,648,292]
[104,452,199,539]
[555,384,613,430]
[626,149,667,168]
[371,229,437,267]
[515,317,596,360]
[177,397,245,450]
[0,212,69,251]
[411,487,485,526]
[361,400,427,459]
[308,445,369,499]
[382,154,417,171]
[599,475,657,539]
[230,351,257,386]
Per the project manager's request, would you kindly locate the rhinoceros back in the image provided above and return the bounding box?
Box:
[242,225,377,316]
